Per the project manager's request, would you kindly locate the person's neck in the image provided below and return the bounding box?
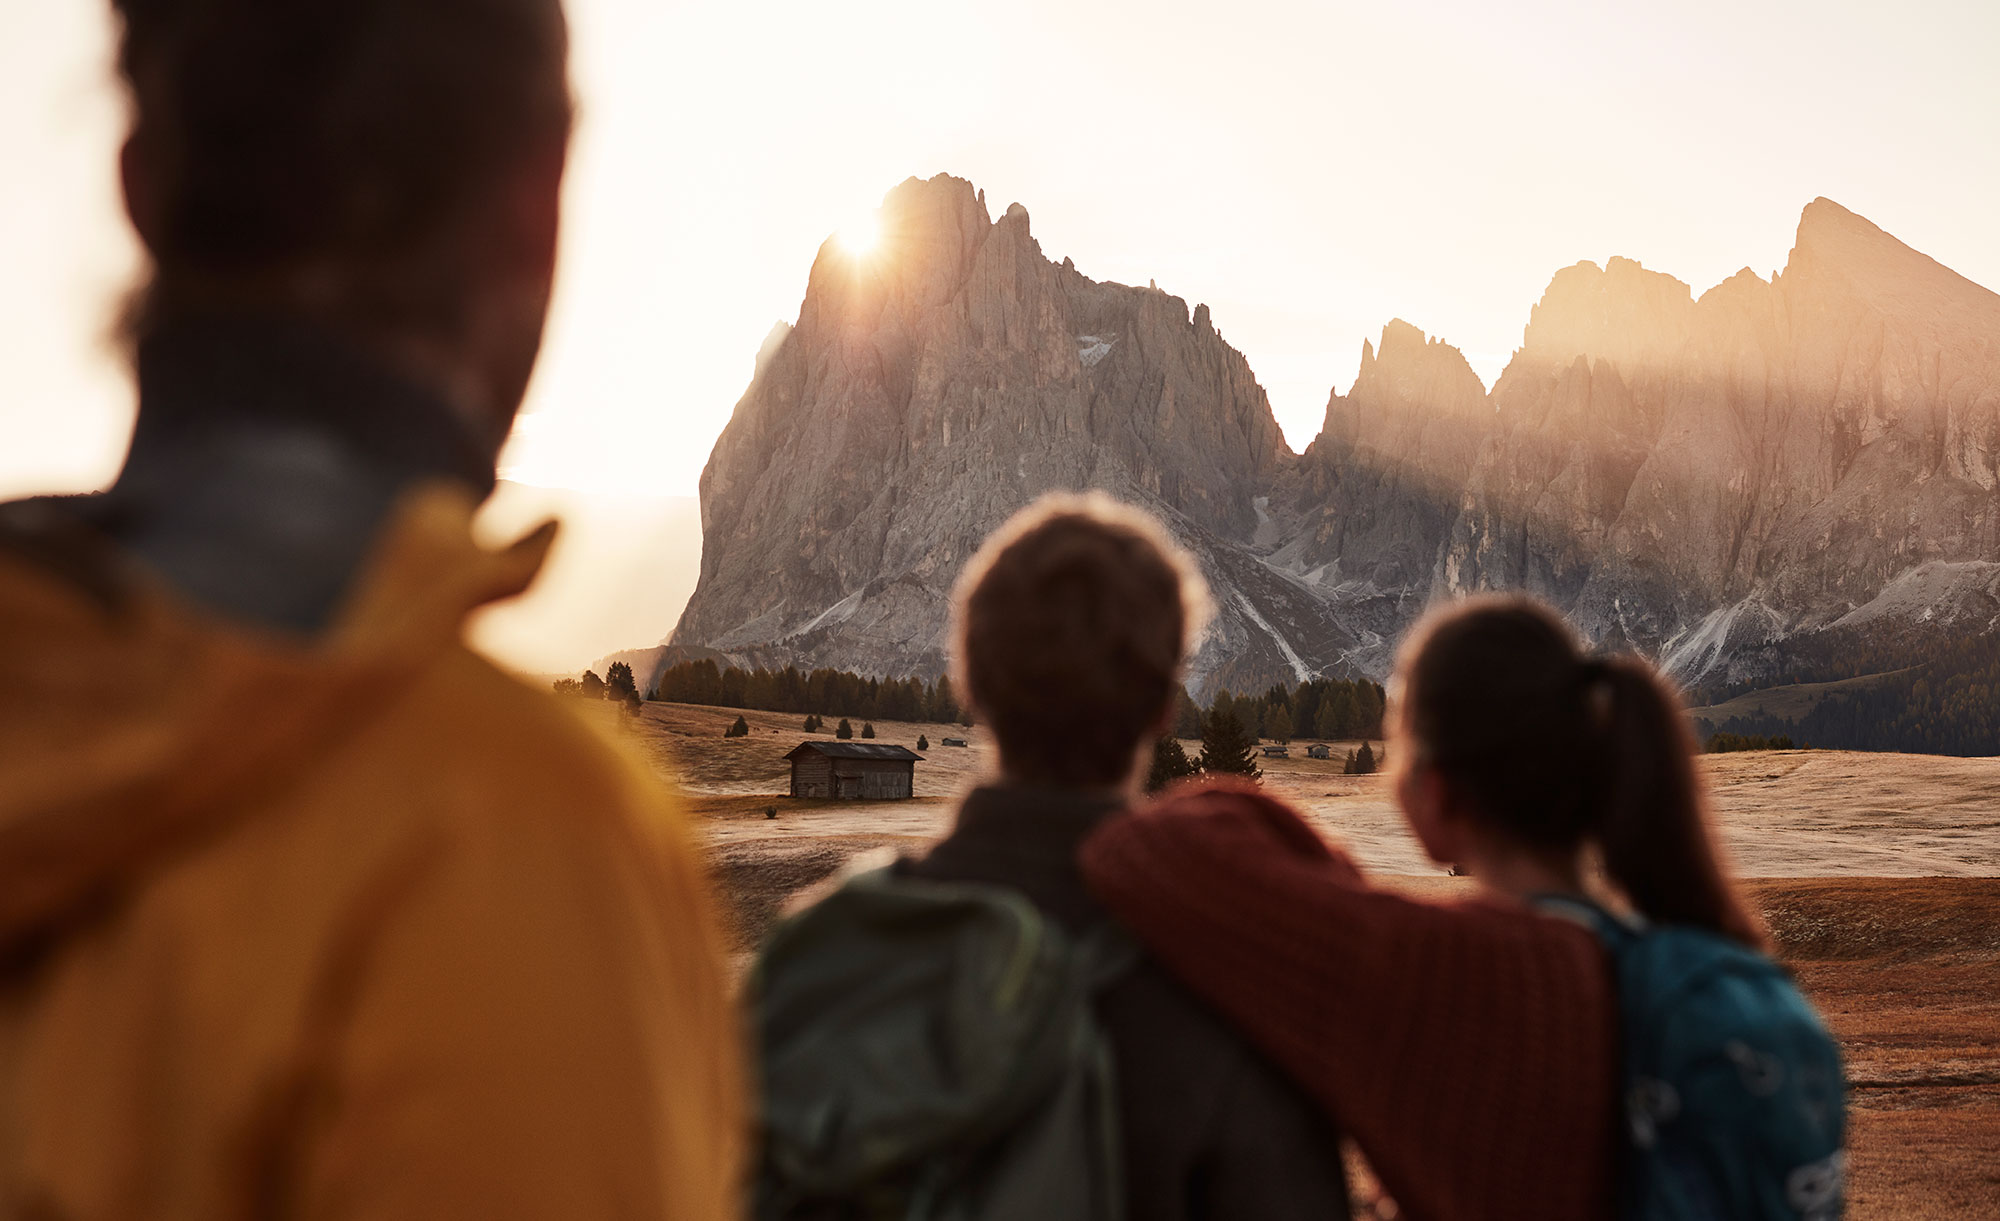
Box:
[373,326,514,462]
[995,768,1140,806]
[1461,840,1587,904]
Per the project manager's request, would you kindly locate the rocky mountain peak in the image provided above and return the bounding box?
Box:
[1353,319,1487,418]
[671,175,1301,691]
[1519,256,1696,372]
[1792,196,1898,264]
[663,188,2000,703]
[1785,196,2000,333]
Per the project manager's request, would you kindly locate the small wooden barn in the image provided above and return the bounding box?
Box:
[940,737,969,748]
[1306,743,1332,760]
[1260,744,1290,758]
[786,741,924,800]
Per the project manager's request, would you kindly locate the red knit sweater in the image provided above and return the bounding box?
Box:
[1080,782,1618,1221]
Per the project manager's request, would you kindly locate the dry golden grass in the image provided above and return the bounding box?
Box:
[634,700,993,797]
[642,703,2000,879]
[1751,879,2000,1219]
[628,703,2000,1215]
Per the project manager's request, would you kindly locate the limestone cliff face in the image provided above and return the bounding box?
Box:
[667,186,2000,695]
[1433,199,2000,683]
[1295,321,1491,590]
[673,174,1313,691]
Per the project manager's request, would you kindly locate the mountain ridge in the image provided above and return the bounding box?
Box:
[660,177,2000,702]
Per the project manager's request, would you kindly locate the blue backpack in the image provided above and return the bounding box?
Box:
[1536,897,1848,1221]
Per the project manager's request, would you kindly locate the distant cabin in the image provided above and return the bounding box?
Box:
[940,737,969,748]
[786,741,924,800]
[1306,743,1331,760]
[1261,745,1290,758]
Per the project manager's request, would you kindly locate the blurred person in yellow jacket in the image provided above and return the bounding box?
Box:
[0,1,742,1218]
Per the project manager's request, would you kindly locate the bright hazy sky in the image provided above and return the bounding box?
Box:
[5,0,1999,503]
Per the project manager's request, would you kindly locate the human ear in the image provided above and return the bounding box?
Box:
[1397,766,1465,867]
[504,139,567,282]
[120,134,162,254]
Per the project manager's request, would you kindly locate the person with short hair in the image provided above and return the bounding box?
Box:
[0,1,740,1216]
[753,493,1348,1219]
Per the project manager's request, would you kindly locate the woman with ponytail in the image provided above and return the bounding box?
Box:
[1082,595,1843,1220]
[1388,597,1765,948]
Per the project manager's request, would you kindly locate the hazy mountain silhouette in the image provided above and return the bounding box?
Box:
[661,176,2000,697]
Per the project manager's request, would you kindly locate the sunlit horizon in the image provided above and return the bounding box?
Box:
[7,0,2000,504]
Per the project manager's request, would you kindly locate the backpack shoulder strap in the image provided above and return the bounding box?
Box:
[1075,920,1142,991]
[1528,892,1643,947]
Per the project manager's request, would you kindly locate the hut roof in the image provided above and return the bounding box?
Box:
[784,742,924,762]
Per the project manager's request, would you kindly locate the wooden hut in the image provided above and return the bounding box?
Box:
[1261,744,1290,758]
[1306,743,1332,759]
[786,741,923,800]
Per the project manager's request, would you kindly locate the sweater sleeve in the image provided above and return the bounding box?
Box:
[1081,787,1616,1221]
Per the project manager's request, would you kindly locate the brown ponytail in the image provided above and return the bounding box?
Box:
[1394,596,1767,949]
[1589,657,1767,949]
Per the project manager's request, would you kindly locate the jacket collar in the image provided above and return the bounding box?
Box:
[97,312,500,633]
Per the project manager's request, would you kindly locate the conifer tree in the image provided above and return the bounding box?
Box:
[861,722,876,739]
[725,715,749,738]
[1209,690,1238,733]
[605,662,638,704]
[1198,708,1261,781]
[917,734,929,751]
[1145,736,1201,793]
[1262,703,1294,744]
[836,718,853,740]
[1346,741,1377,775]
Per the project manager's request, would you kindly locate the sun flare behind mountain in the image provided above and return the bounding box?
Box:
[836,212,881,257]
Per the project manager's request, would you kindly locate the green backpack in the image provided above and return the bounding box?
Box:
[750,866,1135,1221]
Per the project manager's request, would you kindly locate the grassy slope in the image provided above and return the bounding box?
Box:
[1688,668,1920,726]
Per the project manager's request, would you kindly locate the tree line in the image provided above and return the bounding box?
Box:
[647,659,972,726]
[1145,678,1389,792]
[1201,678,1387,745]
[591,622,2000,756]
[621,656,1389,744]
[588,655,1392,789]
[1703,732,1797,753]
[554,661,642,712]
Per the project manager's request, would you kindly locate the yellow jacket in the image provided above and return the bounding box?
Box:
[0,488,741,1221]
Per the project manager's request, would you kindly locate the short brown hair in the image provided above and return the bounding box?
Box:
[952,494,1211,787]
